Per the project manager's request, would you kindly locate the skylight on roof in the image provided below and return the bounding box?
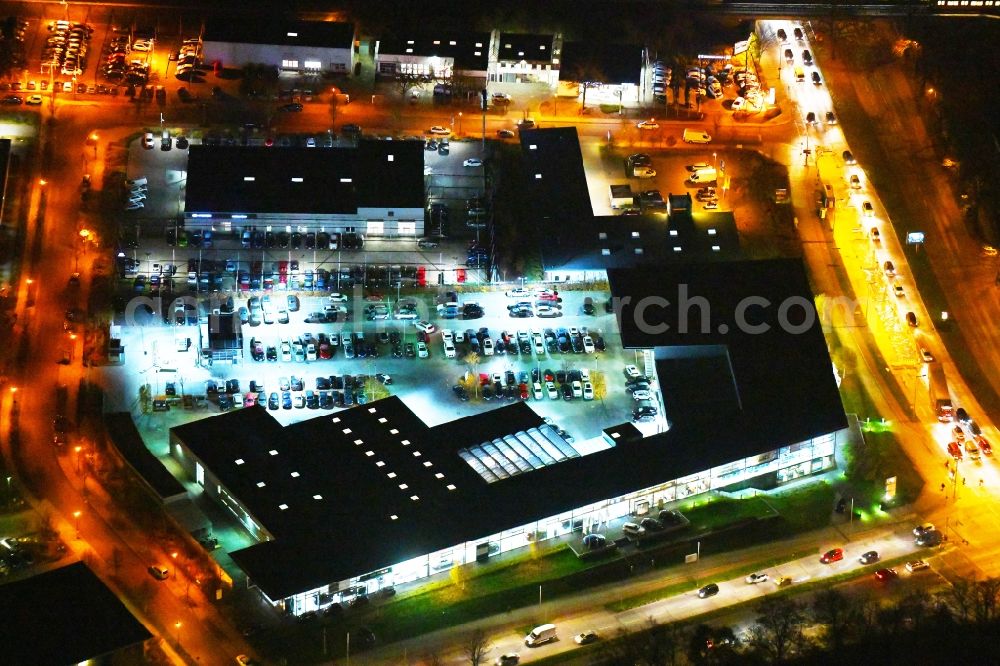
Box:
[257,481,266,488]
[389,429,399,435]
[354,439,363,445]
[313,495,323,500]
[474,51,481,56]
[712,245,721,251]
[291,177,304,183]
[287,32,298,37]
[475,42,483,47]
[435,472,444,479]
[413,451,422,457]
[332,417,340,423]
[376,460,385,467]
[447,484,456,490]
[423,461,433,467]
[243,176,255,182]
[407,40,414,45]
[535,174,542,179]
[235,458,245,465]
[631,231,640,238]
[518,51,524,56]
[529,144,537,150]
[708,228,717,235]
[340,178,353,183]
[269,450,278,456]
[505,43,512,48]
[405,48,413,53]
[673,246,683,252]
[368,407,377,413]
[378,417,387,423]
[390,514,398,520]
[342,428,352,434]
[612,432,621,439]
[459,426,579,483]
[669,229,679,236]
[401,439,410,445]
[365,450,375,457]
[449,40,456,45]
[410,495,419,501]
[279,504,288,510]
[398,483,408,490]
[290,472,300,477]
[433,40,441,45]
[387,472,397,479]
[387,155,394,162]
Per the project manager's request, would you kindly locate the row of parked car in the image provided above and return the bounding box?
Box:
[44,20,92,77]
[207,374,390,411]
[249,328,430,363]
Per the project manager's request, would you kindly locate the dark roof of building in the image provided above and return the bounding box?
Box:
[105,412,186,501]
[518,127,593,222]
[207,313,242,350]
[497,33,556,64]
[608,259,846,439]
[184,141,424,216]
[174,264,844,601]
[540,210,742,272]
[561,41,645,85]
[203,19,354,49]
[377,33,491,71]
[0,562,151,665]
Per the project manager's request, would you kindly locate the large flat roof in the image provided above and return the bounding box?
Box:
[540,210,742,272]
[203,19,354,49]
[173,261,844,600]
[183,141,425,216]
[105,412,186,501]
[377,32,491,71]
[497,33,556,64]
[518,127,593,222]
[0,562,151,664]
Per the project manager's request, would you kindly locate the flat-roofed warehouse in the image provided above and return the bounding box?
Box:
[168,259,848,616]
[182,141,425,238]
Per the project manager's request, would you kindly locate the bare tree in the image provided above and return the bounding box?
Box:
[392,73,431,100]
[812,588,857,651]
[565,61,608,110]
[746,596,809,662]
[463,628,493,666]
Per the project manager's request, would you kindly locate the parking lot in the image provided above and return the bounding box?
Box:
[110,287,665,447]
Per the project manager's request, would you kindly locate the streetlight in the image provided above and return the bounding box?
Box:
[174,621,182,646]
[713,152,718,171]
[74,445,83,474]
[171,551,179,578]
[73,510,81,538]
[458,111,463,135]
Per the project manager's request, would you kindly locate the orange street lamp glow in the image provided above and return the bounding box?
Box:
[9,386,16,393]
[79,229,91,239]
[89,132,98,142]
[39,178,47,186]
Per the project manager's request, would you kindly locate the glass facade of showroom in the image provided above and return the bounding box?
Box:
[274,430,837,615]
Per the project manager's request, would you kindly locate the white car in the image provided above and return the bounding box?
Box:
[731,97,746,112]
[536,305,561,318]
[293,394,305,409]
[328,293,349,303]
[571,381,583,398]
[441,328,454,342]
[444,340,456,357]
[581,368,591,382]
[637,119,659,130]
[546,381,558,399]
[745,572,769,584]
[583,382,594,400]
[624,365,642,379]
[428,126,451,135]
[506,287,532,299]
[415,320,437,334]
[482,338,494,355]
[632,389,652,401]
[463,158,483,168]
[141,132,155,149]
[306,344,317,361]
[280,339,292,362]
[305,137,316,148]
[583,335,595,353]
[417,341,429,358]
[533,382,544,400]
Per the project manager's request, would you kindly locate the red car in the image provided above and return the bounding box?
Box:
[537,292,561,302]
[820,548,844,564]
[318,344,332,360]
[947,441,963,460]
[519,383,529,400]
[976,436,992,456]
[874,568,898,582]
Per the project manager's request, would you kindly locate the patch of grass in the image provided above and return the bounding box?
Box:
[599,103,622,114]
[679,496,776,531]
[768,483,839,532]
[844,429,925,506]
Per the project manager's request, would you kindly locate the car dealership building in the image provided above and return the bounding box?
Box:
[181,141,425,238]
[169,259,848,615]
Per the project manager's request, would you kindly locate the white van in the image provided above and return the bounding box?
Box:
[689,168,717,183]
[525,623,557,647]
[682,129,712,144]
